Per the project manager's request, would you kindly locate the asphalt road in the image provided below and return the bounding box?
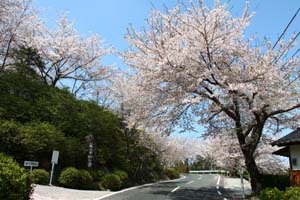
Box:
[100,174,243,200]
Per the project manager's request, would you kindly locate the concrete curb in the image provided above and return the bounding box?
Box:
[95,175,187,200]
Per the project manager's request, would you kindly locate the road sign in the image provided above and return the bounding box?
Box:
[49,150,59,185]
[24,161,39,167]
[51,150,59,164]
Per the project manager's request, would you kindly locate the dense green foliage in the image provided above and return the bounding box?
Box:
[164,168,180,179]
[89,170,105,182]
[0,153,31,200]
[260,187,300,200]
[29,169,49,185]
[58,167,80,189]
[114,170,128,185]
[261,174,290,190]
[260,187,283,200]
[101,174,122,191]
[0,47,166,193]
[78,170,93,189]
[283,187,300,200]
[58,167,93,189]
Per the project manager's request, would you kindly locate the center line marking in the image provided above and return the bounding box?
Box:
[186,181,194,185]
[171,186,180,193]
[217,191,222,195]
[217,175,221,186]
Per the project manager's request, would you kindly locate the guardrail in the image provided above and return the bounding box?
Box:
[189,170,229,175]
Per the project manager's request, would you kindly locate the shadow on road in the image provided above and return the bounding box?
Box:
[151,186,245,200]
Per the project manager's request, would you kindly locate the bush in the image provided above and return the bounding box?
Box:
[58,167,80,189]
[89,170,105,182]
[101,174,122,191]
[283,187,300,200]
[0,153,31,200]
[78,170,93,189]
[114,170,128,183]
[261,174,290,190]
[260,188,283,200]
[260,187,300,200]
[164,168,180,180]
[58,167,93,190]
[30,169,49,185]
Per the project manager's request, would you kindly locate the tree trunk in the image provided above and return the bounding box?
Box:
[243,148,262,193]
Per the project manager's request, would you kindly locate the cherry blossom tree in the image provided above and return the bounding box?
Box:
[0,0,39,70]
[200,133,287,175]
[29,15,112,94]
[152,134,200,166]
[0,0,112,96]
[123,0,300,192]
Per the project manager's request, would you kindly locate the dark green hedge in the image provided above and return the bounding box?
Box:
[260,187,300,200]
[261,174,290,190]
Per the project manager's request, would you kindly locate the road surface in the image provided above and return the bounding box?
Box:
[99,174,246,200]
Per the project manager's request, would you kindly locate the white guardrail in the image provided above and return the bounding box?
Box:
[189,170,229,175]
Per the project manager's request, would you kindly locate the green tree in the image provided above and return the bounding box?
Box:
[19,122,65,163]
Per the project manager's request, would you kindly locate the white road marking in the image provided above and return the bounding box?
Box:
[96,175,187,200]
[186,181,194,185]
[216,175,221,186]
[171,186,181,193]
[224,198,228,200]
[198,177,202,180]
[217,191,222,195]
[216,175,221,190]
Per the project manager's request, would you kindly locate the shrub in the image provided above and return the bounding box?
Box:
[0,153,31,200]
[78,170,93,189]
[30,169,49,185]
[261,174,290,190]
[101,174,122,191]
[89,170,105,182]
[58,167,80,189]
[114,170,128,183]
[164,168,180,179]
[58,167,93,190]
[283,187,300,200]
[260,188,283,200]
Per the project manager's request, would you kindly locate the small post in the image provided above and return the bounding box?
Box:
[49,163,55,185]
[240,165,245,199]
[49,150,59,185]
[30,166,33,173]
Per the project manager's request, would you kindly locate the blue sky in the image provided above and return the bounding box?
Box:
[33,0,300,63]
[32,0,300,138]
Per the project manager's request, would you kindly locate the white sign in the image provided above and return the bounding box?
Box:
[51,150,59,164]
[24,161,39,167]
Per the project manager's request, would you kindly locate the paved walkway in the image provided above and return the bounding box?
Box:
[32,184,112,200]
[224,177,252,195]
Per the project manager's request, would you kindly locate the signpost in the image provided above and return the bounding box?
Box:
[240,165,245,199]
[24,161,39,173]
[49,150,59,185]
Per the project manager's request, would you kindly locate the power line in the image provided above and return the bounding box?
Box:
[272,7,300,50]
[273,30,300,64]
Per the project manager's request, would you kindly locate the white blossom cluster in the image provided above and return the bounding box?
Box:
[0,0,112,95]
[200,134,287,174]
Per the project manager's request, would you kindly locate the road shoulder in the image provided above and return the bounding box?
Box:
[32,184,113,200]
[223,177,252,195]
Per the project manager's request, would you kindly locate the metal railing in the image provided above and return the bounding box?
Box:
[189,170,229,175]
